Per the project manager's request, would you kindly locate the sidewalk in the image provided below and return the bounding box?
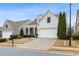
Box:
[49,47,79,52]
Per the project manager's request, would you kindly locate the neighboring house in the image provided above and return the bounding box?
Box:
[0,10,59,39]
[2,20,31,38]
[0,27,2,38]
[75,9,79,34]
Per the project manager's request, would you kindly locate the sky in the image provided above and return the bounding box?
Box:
[0,3,79,27]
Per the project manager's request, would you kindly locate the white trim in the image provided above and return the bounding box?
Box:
[38,28,57,31]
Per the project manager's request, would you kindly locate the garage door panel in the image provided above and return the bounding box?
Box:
[2,31,12,38]
[38,29,57,38]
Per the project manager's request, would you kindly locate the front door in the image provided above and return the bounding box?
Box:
[30,28,34,36]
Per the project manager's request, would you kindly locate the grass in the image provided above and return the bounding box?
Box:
[53,39,79,47]
[53,39,65,47]
[0,38,32,47]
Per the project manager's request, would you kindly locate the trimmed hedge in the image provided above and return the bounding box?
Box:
[0,39,7,42]
[72,35,79,40]
[58,34,79,40]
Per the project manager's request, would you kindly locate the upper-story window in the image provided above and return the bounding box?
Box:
[47,17,51,23]
[6,25,8,28]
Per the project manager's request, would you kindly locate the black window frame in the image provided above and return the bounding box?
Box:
[6,25,8,28]
[47,17,51,23]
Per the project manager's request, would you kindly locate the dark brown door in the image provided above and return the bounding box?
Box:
[30,28,34,35]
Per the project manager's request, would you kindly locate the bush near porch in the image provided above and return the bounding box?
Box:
[0,39,7,42]
[9,34,35,40]
[23,35,35,38]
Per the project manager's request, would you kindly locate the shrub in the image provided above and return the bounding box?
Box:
[58,35,70,40]
[23,35,35,38]
[72,35,79,40]
[0,39,7,42]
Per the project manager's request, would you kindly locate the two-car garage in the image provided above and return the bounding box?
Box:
[38,28,57,38]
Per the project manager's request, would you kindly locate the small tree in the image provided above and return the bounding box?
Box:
[62,12,66,39]
[20,28,24,36]
[57,12,66,39]
[57,12,62,39]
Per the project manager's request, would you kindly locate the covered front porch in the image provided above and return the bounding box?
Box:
[23,26,37,37]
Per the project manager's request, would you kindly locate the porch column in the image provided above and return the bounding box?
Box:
[23,26,26,35]
[34,27,35,36]
[28,28,30,35]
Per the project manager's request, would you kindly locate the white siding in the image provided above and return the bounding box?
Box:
[38,11,58,38]
[38,12,58,29]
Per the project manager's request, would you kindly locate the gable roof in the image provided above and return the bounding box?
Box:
[6,19,30,28]
[28,19,37,25]
[36,10,59,22]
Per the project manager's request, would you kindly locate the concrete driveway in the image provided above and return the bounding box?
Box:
[17,38,57,50]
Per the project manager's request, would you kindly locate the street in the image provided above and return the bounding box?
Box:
[0,46,75,56]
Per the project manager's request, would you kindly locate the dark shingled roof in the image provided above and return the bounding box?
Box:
[4,19,31,35]
[28,19,37,25]
[6,19,30,28]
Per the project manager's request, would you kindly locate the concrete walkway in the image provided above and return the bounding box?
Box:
[17,38,57,50]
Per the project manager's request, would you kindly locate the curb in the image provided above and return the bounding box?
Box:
[49,47,79,52]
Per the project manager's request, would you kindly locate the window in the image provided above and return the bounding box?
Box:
[6,25,8,28]
[47,17,51,23]
[35,27,37,35]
